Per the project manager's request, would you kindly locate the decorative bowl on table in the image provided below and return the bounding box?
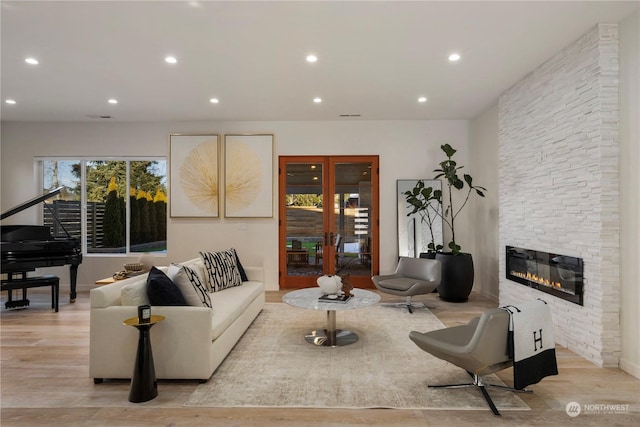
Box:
[123,263,144,272]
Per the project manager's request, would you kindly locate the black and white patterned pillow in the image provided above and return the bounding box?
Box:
[200,249,243,292]
[169,263,212,308]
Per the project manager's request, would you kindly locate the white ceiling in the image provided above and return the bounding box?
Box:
[1,1,637,122]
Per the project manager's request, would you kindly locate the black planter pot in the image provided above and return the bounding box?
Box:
[435,252,474,302]
[419,252,437,260]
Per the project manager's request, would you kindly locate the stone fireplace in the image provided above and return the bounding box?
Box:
[498,24,620,367]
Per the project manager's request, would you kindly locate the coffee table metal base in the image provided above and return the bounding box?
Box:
[305,329,358,346]
[304,309,358,347]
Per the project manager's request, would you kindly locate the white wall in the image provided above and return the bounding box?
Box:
[618,9,640,379]
[469,104,500,301]
[0,119,469,292]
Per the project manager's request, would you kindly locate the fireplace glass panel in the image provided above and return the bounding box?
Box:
[506,246,583,305]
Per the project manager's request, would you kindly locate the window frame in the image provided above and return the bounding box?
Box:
[36,156,167,257]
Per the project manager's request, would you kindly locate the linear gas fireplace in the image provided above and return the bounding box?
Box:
[505,246,584,305]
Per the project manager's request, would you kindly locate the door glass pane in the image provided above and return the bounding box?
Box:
[333,162,372,277]
[285,162,324,277]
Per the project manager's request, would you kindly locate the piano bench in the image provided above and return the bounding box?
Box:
[1,275,59,312]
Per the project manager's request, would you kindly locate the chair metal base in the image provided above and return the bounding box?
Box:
[380,296,428,314]
[428,372,532,416]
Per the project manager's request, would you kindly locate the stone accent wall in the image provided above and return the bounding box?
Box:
[498,24,620,367]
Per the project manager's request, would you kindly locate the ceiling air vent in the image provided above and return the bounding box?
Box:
[86,114,112,119]
[339,114,361,118]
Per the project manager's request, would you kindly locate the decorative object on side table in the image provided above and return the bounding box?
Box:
[123,314,165,403]
[124,263,144,273]
[137,304,151,324]
[112,262,146,280]
[138,253,155,272]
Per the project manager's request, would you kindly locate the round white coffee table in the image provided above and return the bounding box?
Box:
[283,287,380,347]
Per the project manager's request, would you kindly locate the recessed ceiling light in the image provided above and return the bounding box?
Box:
[313,97,322,103]
[165,56,177,64]
[209,98,219,104]
[5,99,16,105]
[108,99,118,104]
[25,57,39,65]
[418,97,427,103]
[448,53,461,62]
[306,54,318,63]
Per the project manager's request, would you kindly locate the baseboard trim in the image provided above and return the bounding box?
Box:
[619,357,640,380]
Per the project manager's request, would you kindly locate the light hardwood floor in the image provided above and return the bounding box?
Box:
[1,289,638,426]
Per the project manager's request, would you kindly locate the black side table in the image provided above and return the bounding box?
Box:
[123,315,165,403]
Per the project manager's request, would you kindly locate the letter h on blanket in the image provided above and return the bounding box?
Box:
[502,299,559,390]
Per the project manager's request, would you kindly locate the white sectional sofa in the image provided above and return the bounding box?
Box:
[89,256,264,382]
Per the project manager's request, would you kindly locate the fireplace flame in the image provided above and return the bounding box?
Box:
[510,270,562,289]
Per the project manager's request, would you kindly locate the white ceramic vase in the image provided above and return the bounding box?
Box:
[317,274,342,295]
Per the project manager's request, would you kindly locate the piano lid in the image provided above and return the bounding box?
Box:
[1,186,64,220]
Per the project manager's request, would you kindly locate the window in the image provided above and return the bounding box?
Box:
[40,158,167,255]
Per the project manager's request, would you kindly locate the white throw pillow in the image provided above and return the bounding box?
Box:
[121,281,150,306]
[168,263,212,308]
[200,249,243,292]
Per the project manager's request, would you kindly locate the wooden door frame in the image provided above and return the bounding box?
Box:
[278,155,379,289]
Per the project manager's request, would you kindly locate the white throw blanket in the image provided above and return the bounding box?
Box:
[502,299,558,389]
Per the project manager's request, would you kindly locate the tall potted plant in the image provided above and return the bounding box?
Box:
[430,143,486,301]
[403,180,443,257]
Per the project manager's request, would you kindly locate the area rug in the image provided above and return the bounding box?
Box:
[185,303,530,411]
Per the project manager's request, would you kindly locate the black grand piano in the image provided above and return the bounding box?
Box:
[1,187,82,306]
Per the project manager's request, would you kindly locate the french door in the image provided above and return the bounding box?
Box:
[278,155,379,289]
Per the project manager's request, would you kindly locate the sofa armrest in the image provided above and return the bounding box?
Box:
[90,276,149,308]
[90,304,214,379]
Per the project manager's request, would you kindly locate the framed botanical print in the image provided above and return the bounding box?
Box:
[224,133,273,218]
[169,133,220,217]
